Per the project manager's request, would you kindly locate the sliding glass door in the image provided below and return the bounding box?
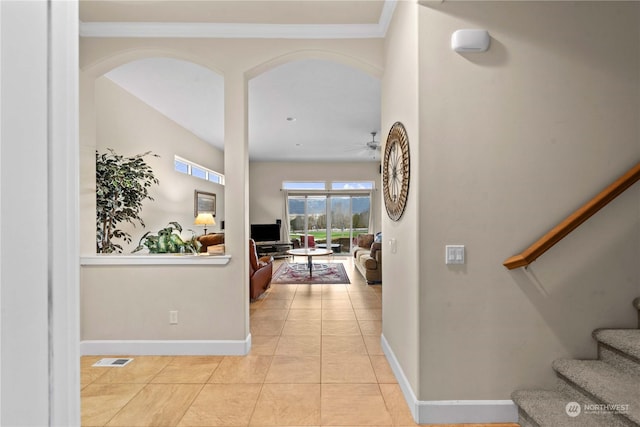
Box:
[288,195,327,247]
[306,196,327,245]
[351,195,371,236]
[329,196,350,254]
[288,193,371,255]
[288,196,306,244]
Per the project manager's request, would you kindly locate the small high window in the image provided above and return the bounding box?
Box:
[282,181,326,190]
[174,155,225,185]
[331,181,374,190]
[174,159,189,174]
[191,166,207,180]
[208,174,222,185]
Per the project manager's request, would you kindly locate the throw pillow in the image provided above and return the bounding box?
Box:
[370,242,382,258]
[356,234,374,249]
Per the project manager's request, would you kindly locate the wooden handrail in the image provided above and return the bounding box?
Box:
[504,161,640,270]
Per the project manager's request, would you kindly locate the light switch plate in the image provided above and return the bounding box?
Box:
[389,238,397,254]
[169,310,178,325]
[446,245,465,265]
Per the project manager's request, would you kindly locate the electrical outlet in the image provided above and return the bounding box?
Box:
[169,310,178,325]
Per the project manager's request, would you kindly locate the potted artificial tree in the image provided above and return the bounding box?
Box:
[96,148,159,253]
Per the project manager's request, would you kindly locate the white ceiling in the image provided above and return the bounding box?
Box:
[105,58,225,149]
[90,0,388,162]
[249,59,381,162]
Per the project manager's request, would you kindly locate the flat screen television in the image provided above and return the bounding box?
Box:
[250,223,281,243]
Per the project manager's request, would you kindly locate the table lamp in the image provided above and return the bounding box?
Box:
[194,213,215,235]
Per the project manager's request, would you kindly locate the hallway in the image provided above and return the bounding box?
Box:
[80,258,517,426]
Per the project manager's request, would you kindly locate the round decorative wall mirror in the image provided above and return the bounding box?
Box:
[382,122,410,221]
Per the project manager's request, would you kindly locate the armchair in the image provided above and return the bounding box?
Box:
[299,235,316,248]
[249,239,273,299]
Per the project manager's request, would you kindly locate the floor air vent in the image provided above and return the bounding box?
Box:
[92,358,133,367]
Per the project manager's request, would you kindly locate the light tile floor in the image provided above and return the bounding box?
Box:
[81,257,519,427]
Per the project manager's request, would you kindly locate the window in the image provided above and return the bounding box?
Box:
[174,159,189,174]
[282,181,326,190]
[282,181,375,191]
[331,181,374,190]
[208,174,222,184]
[191,166,207,179]
[283,180,374,253]
[174,155,225,185]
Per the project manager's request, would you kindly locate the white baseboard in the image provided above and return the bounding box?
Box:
[379,334,420,419]
[416,399,518,424]
[81,335,252,356]
[380,334,518,424]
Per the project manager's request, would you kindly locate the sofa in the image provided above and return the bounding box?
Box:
[197,233,225,254]
[249,239,273,300]
[352,233,382,284]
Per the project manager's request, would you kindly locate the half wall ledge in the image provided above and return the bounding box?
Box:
[80,254,231,266]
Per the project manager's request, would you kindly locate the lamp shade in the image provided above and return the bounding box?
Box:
[194,213,215,226]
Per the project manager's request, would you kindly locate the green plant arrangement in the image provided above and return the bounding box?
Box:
[133,222,201,254]
[96,148,160,253]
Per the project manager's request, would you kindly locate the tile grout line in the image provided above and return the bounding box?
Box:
[173,382,206,427]
[109,356,176,426]
[246,377,268,426]
[99,378,151,427]
[248,286,274,427]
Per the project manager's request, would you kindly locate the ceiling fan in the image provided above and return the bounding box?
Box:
[345,131,381,159]
[364,131,381,151]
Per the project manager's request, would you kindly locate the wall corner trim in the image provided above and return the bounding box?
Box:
[80,335,251,356]
[380,334,518,424]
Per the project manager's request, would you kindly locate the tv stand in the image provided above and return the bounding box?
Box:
[255,242,292,259]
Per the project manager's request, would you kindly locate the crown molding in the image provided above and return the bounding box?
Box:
[80,0,397,39]
[80,22,385,39]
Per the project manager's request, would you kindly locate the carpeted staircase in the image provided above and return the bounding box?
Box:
[512,297,640,427]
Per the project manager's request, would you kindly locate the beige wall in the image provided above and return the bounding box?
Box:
[417,2,640,400]
[81,265,243,340]
[381,0,421,397]
[80,37,383,345]
[95,77,224,253]
[249,161,382,235]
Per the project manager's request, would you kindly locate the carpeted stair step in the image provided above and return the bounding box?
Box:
[552,359,640,426]
[511,389,628,427]
[593,329,640,377]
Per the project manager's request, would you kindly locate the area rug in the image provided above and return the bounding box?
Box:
[271,262,350,285]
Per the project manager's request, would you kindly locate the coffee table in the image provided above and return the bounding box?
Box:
[287,248,333,278]
[316,243,341,252]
